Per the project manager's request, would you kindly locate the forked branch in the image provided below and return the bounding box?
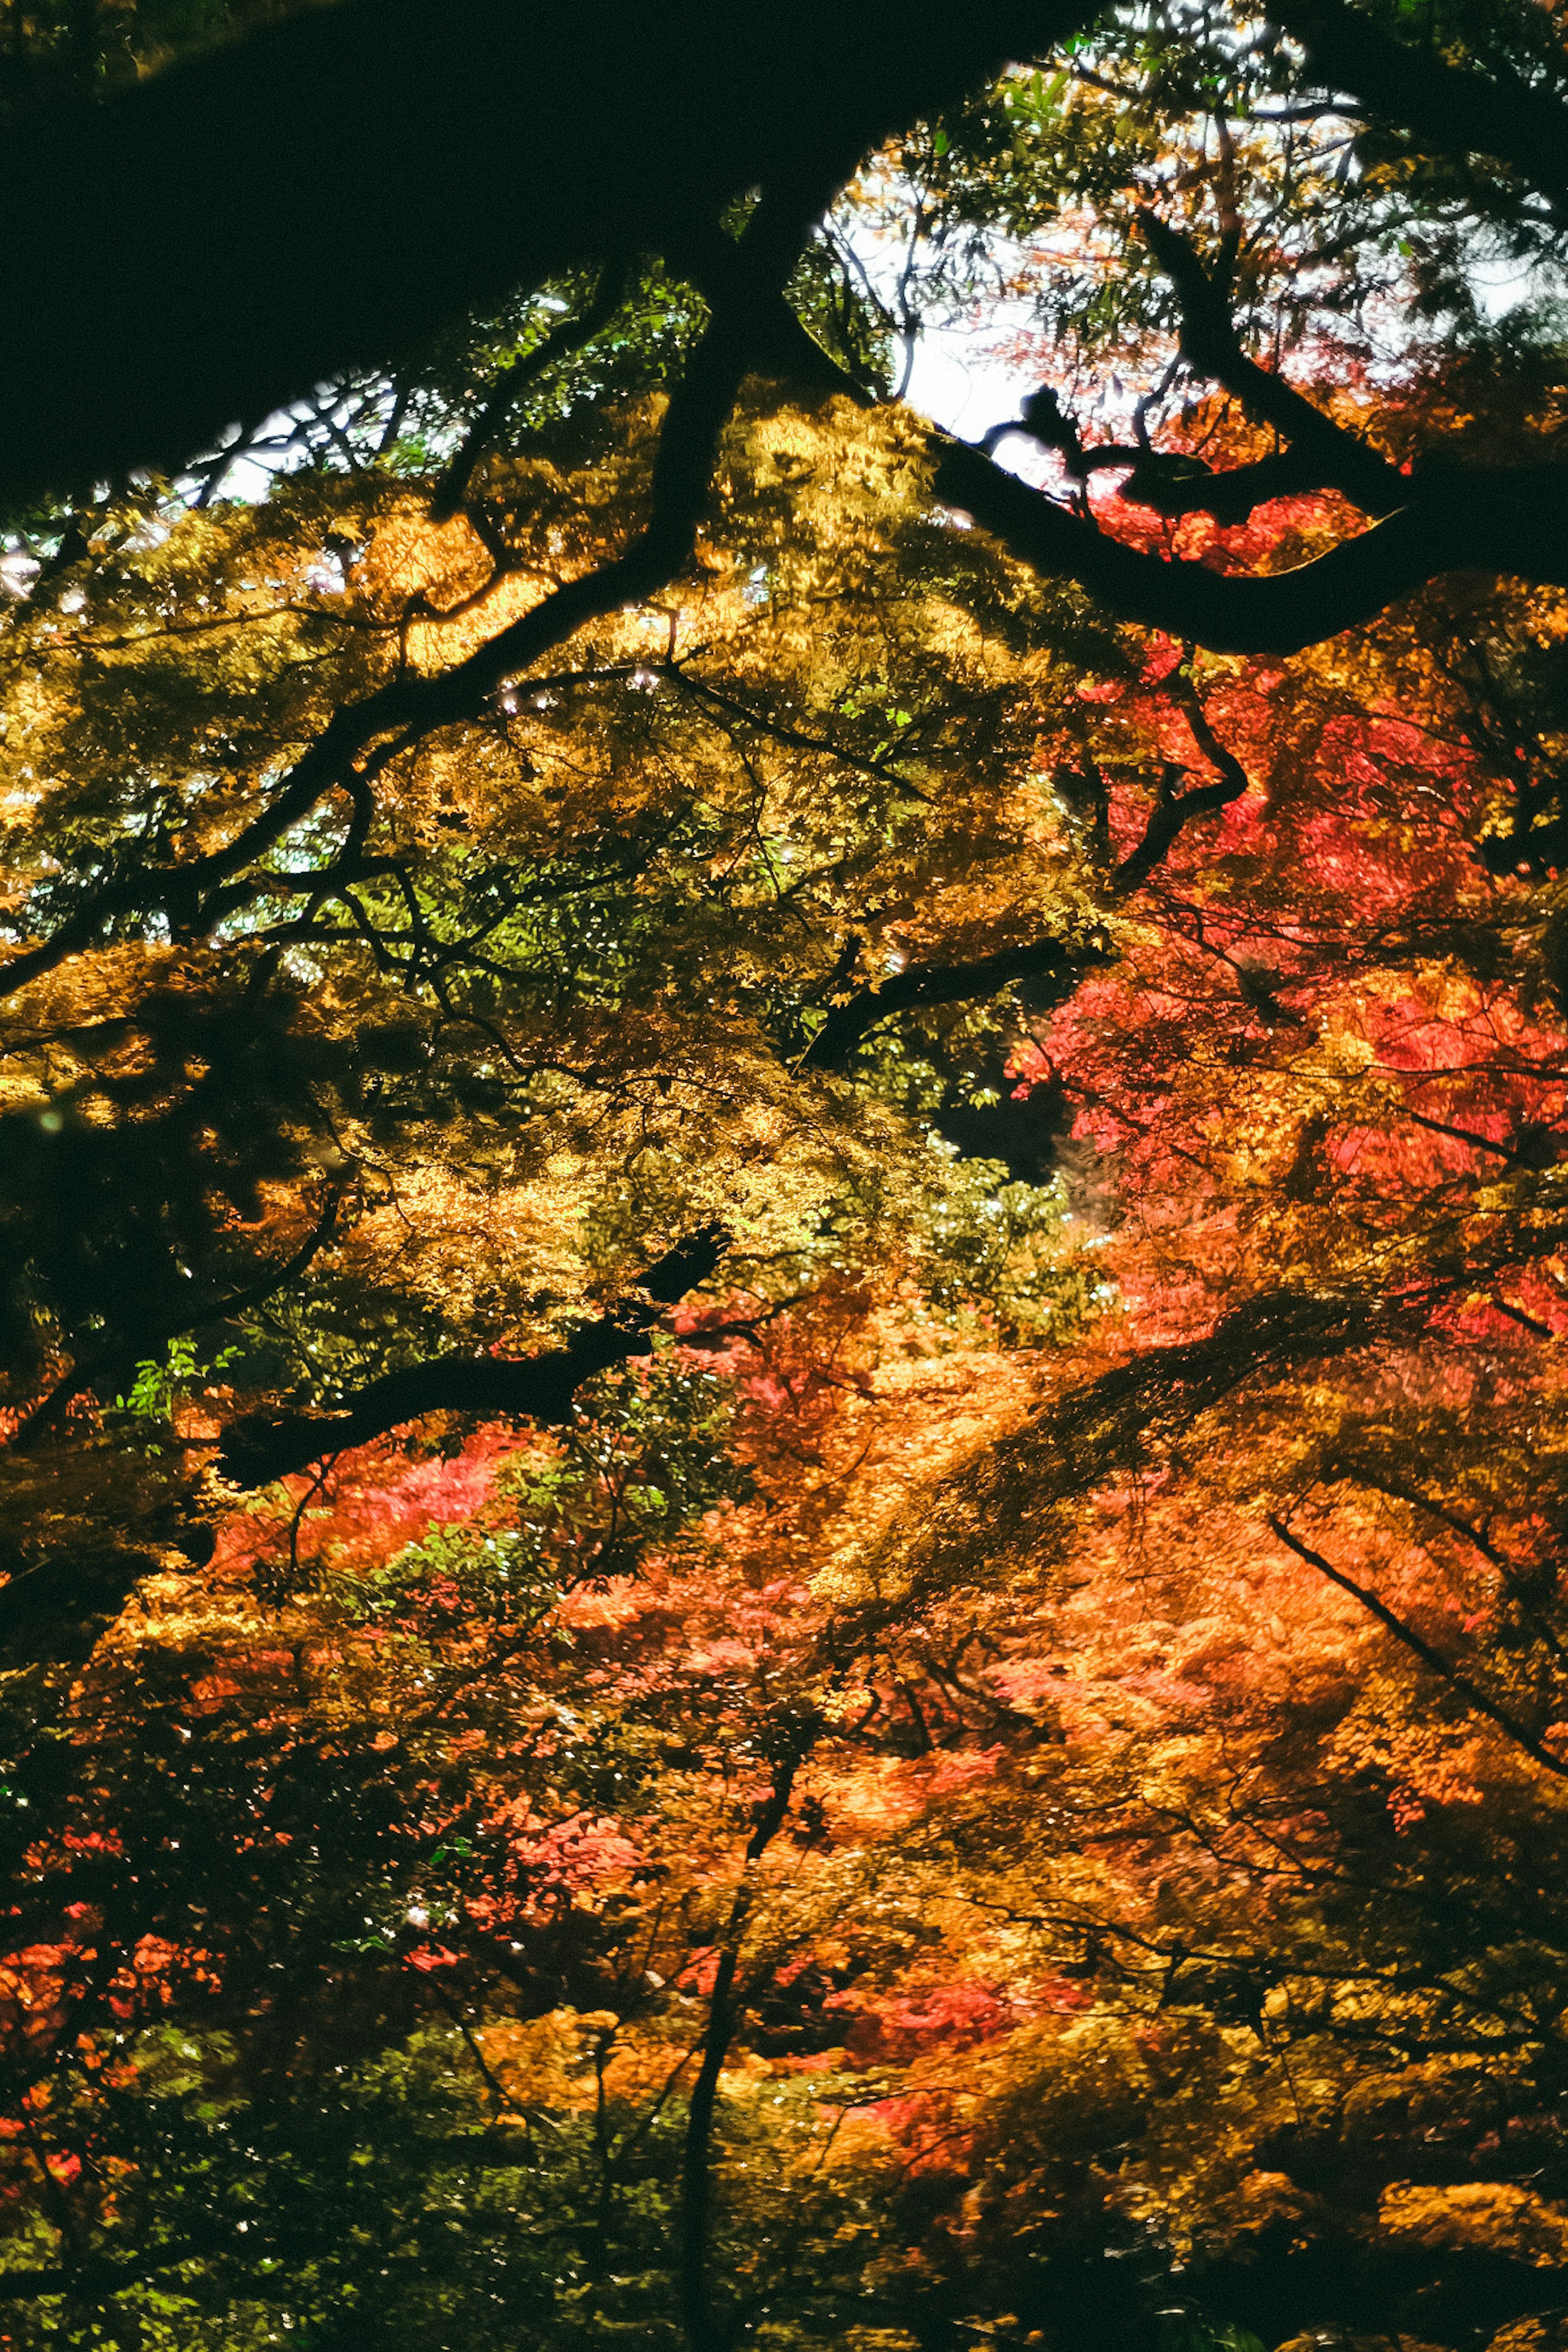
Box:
[1134,209,1403,517]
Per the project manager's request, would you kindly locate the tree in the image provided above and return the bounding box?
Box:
[3,0,1568,2345]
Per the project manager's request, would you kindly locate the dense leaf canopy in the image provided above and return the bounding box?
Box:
[2,0,1568,2346]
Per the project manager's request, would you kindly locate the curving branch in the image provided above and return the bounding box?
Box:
[1018,429,1344,529]
[1133,210,1404,516]
[798,932,1098,1068]
[216,1226,728,1488]
[951,192,1568,648]
[678,1720,816,2352]
[1112,446,1359,528]
[1113,673,1250,891]
[666,661,928,797]
[935,436,1568,656]
[987,221,1404,529]
[429,261,635,523]
[708,278,1562,659]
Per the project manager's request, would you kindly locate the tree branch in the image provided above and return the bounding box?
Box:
[6,1177,348,1454]
[1266,0,1568,212]
[935,437,1568,656]
[1114,763,1243,892]
[429,261,635,523]
[798,932,1097,1069]
[216,1226,727,1488]
[0,0,1085,495]
[1134,209,1403,515]
[1112,445,1354,528]
[679,1719,815,2352]
[0,165,848,997]
[757,258,1568,649]
[1113,673,1250,891]
[987,405,1363,530]
[1267,1515,1568,1779]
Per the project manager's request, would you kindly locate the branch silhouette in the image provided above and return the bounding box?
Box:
[217,1227,728,1488]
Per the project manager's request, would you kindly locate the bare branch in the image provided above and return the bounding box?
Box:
[1268,1515,1568,1779]
[935,437,1568,656]
[216,1226,727,1488]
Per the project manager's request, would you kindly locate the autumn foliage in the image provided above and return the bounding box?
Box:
[2,4,1568,2348]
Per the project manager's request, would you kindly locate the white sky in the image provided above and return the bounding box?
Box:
[903,320,1027,442]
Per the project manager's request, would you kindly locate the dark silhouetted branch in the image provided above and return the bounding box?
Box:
[5,1177,349,1454]
[679,1720,815,2352]
[1268,1515,1568,1778]
[0,166,847,997]
[1335,1459,1568,1665]
[655,274,1568,658]
[1114,762,1245,893]
[1114,445,1344,527]
[1134,210,1403,514]
[217,1227,727,1487]
[667,662,927,797]
[984,401,1357,530]
[1114,676,1249,891]
[0,0,1083,496]
[799,933,1098,1068]
[429,261,635,522]
[935,438,1568,655]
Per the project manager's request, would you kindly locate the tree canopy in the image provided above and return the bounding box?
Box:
[3,0,1568,2345]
